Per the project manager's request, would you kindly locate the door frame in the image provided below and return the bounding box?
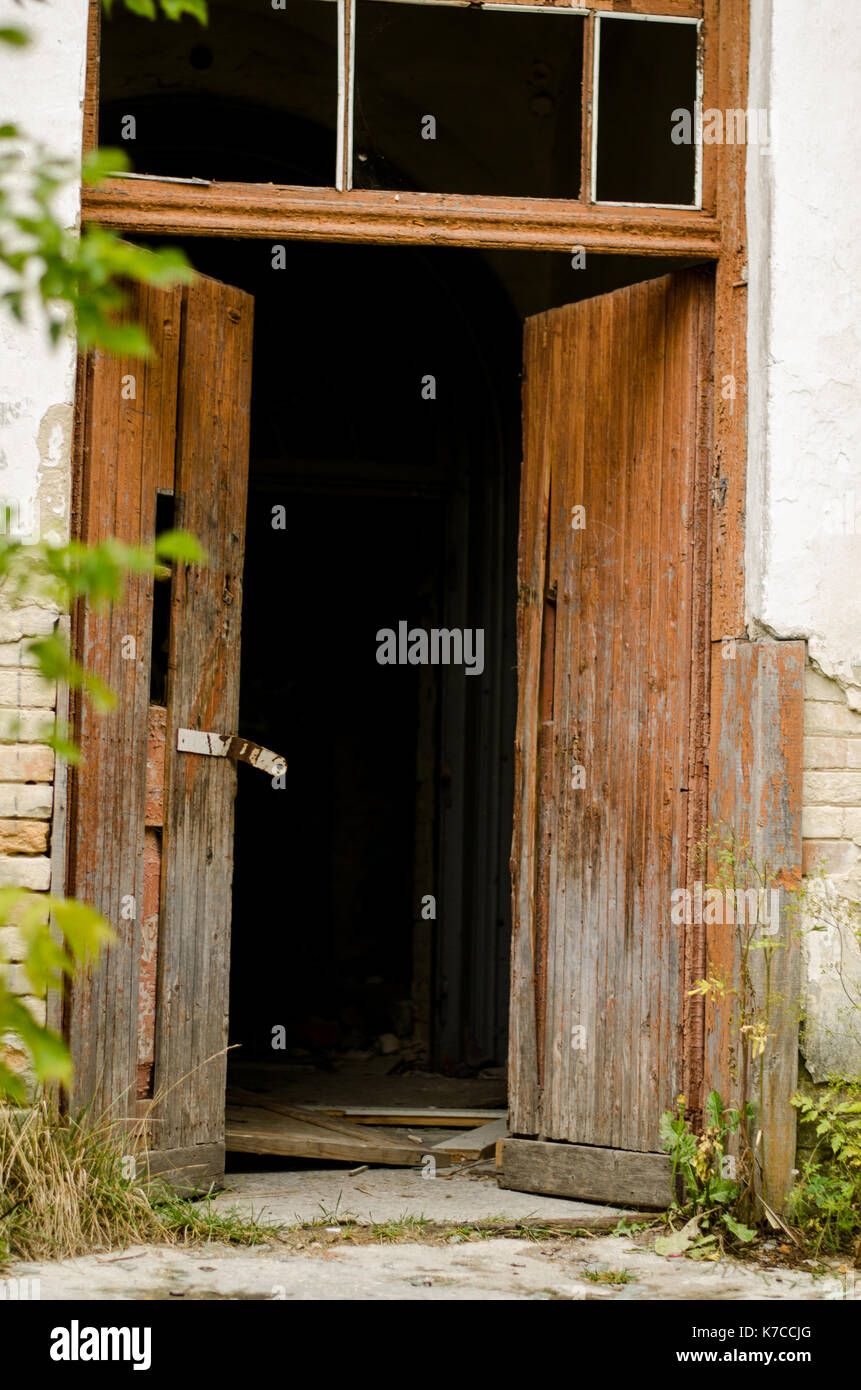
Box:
[60,0,805,1207]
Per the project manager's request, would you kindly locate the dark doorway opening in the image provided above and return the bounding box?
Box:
[148,236,703,1127]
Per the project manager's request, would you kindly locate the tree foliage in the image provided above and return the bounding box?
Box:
[0,0,208,1100]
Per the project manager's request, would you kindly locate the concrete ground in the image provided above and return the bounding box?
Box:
[4,1166,853,1301]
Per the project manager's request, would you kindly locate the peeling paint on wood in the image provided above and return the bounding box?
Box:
[510,270,713,1162]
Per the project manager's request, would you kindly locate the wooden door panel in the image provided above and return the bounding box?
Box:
[509,270,713,1163]
[153,277,253,1155]
[67,284,183,1118]
[67,272,253,1184]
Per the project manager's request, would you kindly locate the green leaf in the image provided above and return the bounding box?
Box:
[0,27,31,47]
[155,529,208,565]
[0,996,73,1085]
[121,0,158,18]
[161,0,209,19]
[708,1178,738,1205]
[655,1217,700,1257]
[0,1063,27,1103]
[705,1090,724,1129]
[51,897,115,961]
[722,1212,757,1243]
[82,147,130,185]
[47,728,80,764]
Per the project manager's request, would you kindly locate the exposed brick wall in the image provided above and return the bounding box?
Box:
[801,664,861,1082]
[0,599,58,1053]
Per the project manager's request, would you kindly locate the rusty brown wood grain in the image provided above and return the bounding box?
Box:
[151,276,253,1155]
[707,0,749,639]
[66,283,182,1120]
[510,270,713,1157]
[81,180,720,257]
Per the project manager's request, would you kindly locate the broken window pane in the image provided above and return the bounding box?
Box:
[98,0,339,186]
[594,16,698,207]
[353,1,584,198]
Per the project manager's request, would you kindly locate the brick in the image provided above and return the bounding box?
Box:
[0,1035,31,1074]
[0,744,53,781]
[805,667,843,701]
[0,671,55,708]
[802,806,844,839]
[805,701,861,736]
[0,856,51,890]
[0,819,48,853]
[0,710,56,742]
[803,770,861,806]
[844,809,861,845]
[803,839,859,876]
[0,641,41,668]
[5,963,31,995]
[847,741,861,769]
[0,784,52,818]
[803,736,846,769]
[17,995,46,1024]
[0,606,57,643]
[0,923,25,961]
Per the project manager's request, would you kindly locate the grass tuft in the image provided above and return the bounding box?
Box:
[0,1096,270,1264]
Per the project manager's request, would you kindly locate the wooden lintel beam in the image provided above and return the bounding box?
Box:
[83,180,720,257]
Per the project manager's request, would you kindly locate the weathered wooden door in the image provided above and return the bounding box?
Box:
[506,270,713,1207]
[66,271,253,1188]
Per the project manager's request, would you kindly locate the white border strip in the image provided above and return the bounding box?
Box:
[336,0,346,189]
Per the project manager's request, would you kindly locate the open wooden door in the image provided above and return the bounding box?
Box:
[66,271,254,1189]
[504,270,713,1208]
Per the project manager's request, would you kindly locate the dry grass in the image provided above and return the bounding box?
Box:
[0,1096,270,1264]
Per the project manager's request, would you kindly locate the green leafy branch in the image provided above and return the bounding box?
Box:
[658,1091,758,1256]
[0,889,115,1102]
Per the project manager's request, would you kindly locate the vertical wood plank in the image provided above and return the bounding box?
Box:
[508,316,553,1136]
[705,639,804,1211]
[82,0,101,160]
[152,278,253,1153]
[708,0,749,640]
[66,283,182,1119]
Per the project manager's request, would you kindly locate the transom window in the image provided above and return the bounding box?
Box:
[98,1,703,209]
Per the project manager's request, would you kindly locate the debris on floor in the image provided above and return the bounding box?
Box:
[226,1089,447,1167]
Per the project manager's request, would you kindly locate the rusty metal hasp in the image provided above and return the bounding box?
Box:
[177,728,287,777]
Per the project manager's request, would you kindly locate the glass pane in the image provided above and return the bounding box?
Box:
[354,1,584,198]
[98,0,338,186]
[595,16,698,206]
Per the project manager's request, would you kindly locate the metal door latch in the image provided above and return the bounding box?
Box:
[177,728,287,777]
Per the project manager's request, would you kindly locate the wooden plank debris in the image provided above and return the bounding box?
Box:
[226,1089,449,1167]
[308,1106,507,1128]
[432,1119,508,1163]
[499,1139,674,1210]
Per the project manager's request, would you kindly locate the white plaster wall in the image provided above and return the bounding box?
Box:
[747,0,861,695]
[0,0,89,545]
[748,1,861,1083]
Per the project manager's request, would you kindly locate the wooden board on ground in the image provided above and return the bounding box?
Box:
[311,1107,508,1128]
[499,1138,674,1209]
[432,1119,508,1162]
[226,1089,449,1167]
